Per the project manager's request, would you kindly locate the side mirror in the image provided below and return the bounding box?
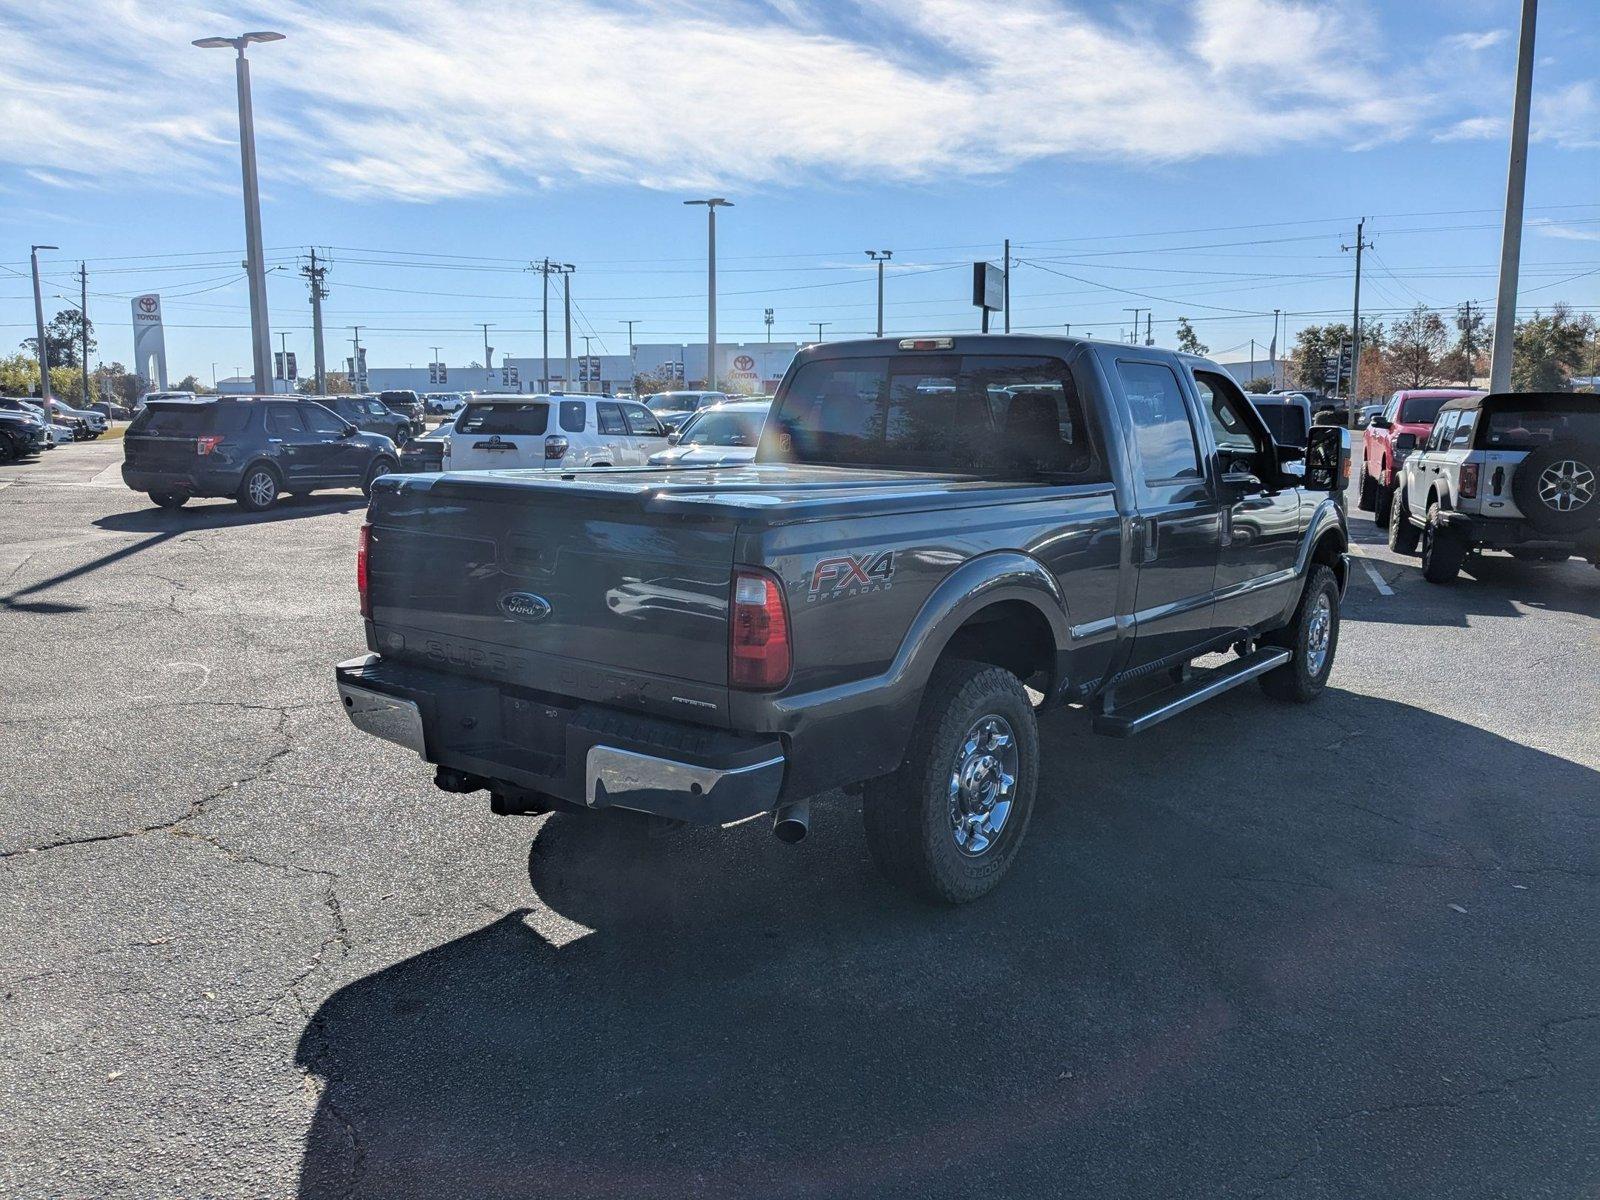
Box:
[1304,425,1343,492]
[341,423,358,437]
[666,430,681,445]
[1370,415,1391,430]
[1394,433,1418,453]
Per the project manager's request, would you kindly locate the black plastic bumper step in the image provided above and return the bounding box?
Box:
[1092,647,1291,738]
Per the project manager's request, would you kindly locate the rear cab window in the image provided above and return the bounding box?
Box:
[130,404,252,436]
[457,403,550,435]
[760,353,1103,478]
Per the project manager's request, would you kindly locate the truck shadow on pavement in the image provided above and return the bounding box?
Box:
[295,691,1600,1200]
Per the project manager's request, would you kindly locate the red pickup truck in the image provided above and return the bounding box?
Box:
[1359,389,1481,526]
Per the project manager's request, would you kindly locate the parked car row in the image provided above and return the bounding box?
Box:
[0,396,111,463]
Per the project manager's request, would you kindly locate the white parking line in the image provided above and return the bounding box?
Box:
[1348,543,1395,596]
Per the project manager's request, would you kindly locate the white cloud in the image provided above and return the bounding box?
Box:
[1533,220,1600,243]
[1441,29,1508,54]
[0,0,1489,202]
[1432,80,1600,149]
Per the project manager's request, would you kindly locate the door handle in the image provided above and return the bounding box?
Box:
[1140,517,1158,563]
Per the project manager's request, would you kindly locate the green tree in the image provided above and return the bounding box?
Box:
[169,373,216,395]
[20,308,95,369]
[1243,377,1273,394]
[1512,304,1588,391]
[0,352,38,396]
[1174,317,1208,356]
[90,362,147,407]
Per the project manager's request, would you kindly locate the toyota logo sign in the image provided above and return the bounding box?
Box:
[138,296,159,314]
[734,354,755,372]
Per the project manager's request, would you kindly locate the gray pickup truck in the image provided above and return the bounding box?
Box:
[337,335,1348,902]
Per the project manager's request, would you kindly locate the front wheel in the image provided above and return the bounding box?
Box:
[394,425,410,446]
[1260,564,1340,703]
[1388,488,1420,555]
[862,659,1039,905]
[236,465,280,512]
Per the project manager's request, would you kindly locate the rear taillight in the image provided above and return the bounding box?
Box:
[196,435,224,455]
[1458,462,1479,499]
[729,568,791,691]
[357,523,372,619]
[545,435,569,460]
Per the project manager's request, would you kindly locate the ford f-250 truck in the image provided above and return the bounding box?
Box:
[336,336,1349,903]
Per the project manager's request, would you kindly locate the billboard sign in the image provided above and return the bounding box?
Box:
[131,294,169,389]
[971,262,1003,312]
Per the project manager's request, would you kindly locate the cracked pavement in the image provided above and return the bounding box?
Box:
[2,440,1598,1198]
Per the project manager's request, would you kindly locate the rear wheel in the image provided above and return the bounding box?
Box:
[394,424,410,446]
[236,464,280,512]
[862,659,1038,905]
[1357,470,1377,511]
[1373,481,1394,529]
[1260,565,1340,703]
[1420,501,1466,584]
[1388,488,1420,555]
[0,435,16,466]
[149,491,188,509]
[362,457,394,497]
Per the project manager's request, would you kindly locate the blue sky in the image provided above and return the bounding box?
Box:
[1,0,1597,381]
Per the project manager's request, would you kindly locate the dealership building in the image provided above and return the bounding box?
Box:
[362,341,801,397]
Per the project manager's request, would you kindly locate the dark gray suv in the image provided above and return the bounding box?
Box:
[322,394,414,446]
[122,396,399,512]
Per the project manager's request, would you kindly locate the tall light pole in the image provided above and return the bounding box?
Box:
[581,335,595,393]
[560,264,575,390]
[866,250,893,337]
[685,198,732,388]
[1490,0,1538,393]
[1123,308,1148,344]
[812,321,829,343]
[193,31,283,396]
[764,308,774,344]
[29,244,58,402]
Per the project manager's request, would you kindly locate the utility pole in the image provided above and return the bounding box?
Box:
[620,320,637,359]
[29,244,58,403]
[1003,239,1011,334]
[478,323,493,370]
[1457,301,1484,384]
[764,308,774,344]
[530,259,559,391]
[1123,308,1148,345]
[349,326,363,392]
[1490,0,1538,393]
[1145,313,1153,347]
[684,198,732,389]
[562,268,573,390]
[812,322,829,343]
[866,250,892,337]
[1342,219,1374,425]
[301,248,328,395]
[78,262,90,405]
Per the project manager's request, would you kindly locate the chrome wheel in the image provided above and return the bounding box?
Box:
[247,470,276,507]
[1537,459,1595,513]
[947,714,1018,858]
[1305,591,1333,676]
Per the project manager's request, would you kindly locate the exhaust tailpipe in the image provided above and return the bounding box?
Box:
[772,798,809,844]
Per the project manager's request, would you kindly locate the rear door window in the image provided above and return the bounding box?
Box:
[267,404,306,436]
[559,401,586,433]
[1449,410,1477,449]
[1117,361,1202,482]
[597,403,627,435]
[456,403,550,435]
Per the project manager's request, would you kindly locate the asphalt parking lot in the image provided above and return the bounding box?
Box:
[3,439,1598,1199]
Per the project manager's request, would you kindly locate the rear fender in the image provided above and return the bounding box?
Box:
[759,551,1069,796]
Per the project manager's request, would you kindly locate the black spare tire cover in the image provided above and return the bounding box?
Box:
[1512,441,1600,535]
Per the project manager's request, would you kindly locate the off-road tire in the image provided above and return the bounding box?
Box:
[862,659,1038,905]
[149,491,188,509]
[1260,564,1340,703]
[1373,480,1394,530]
[1511,441,1600,537]
[1388,488,1420,555]
[1421,500,1467,584]
[0,435,16,466]
[236,464,281,513]
[1357,469,1377,511]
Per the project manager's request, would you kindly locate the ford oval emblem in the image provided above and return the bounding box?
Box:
[499,591,552,623]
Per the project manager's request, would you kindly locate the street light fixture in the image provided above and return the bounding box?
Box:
[194,30,285,395]
[685,198,732,388]
[29,244,59,403]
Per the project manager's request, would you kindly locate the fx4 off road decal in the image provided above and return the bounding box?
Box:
[808,551,896,601]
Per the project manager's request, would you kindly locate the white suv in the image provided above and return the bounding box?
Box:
[443,394,669,472]
[1390,392,1600,582]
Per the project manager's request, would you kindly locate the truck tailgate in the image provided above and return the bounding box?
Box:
[366,472,737,722]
